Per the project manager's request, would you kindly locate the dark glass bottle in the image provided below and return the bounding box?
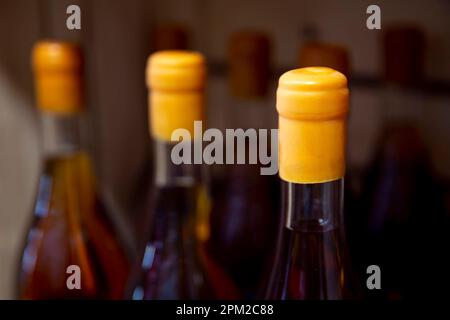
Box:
[17,41,130,299]
[360,26,449,299]
[128,51,240,299]
[207,31,278,297]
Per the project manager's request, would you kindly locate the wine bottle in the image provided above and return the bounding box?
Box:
[207,31,278,298]
[299,42,367,287]
[265,67,352,299]
[17,41,130,299]
[152,24,189,52]
[360,26,449,299]
[128,51,240,299]
[130,24,191,254]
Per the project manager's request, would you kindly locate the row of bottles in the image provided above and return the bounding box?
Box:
[16,23,449,299]
[17,40,351,300]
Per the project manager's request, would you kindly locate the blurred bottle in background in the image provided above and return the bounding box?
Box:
[359,25,449,299]
[207,31,279,298]
[298,43,351,193]
[17,41,130,299]
[130,23,191,251]
[299,42,349,77]
[128,51,240,299]
[265,67,354,299]
[152,23,189,52]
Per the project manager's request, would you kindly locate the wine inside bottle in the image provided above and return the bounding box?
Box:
[128,51,240,300]
[17,41,130,299]
[265,67,353,300]
[266,180,351,299]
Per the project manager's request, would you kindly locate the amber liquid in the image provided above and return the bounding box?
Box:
[17,153,130,299]
[267,227,346,299]
[265,179,352,300]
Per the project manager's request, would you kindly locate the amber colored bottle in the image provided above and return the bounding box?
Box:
[17,41,130,299]
[128,51,240,299]
[360,26,449,299]
[207,31,278,298]
[265,67,353,299]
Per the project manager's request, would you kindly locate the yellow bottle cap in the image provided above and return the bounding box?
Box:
[299,42,350,77]
[147,50,206,141]
[277,67,349,184]
[228,31,271,98]
[32,40,84,113]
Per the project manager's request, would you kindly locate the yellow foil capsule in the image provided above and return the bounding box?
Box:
[147,50,205,141]
[32,41,84,114]
[277,67,349,184]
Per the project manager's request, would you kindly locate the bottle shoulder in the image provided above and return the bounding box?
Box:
[129,184,240,299]
[265,227,352,300]
[17,153,130,299]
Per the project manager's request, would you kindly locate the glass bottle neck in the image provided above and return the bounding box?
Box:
[284,178,344,232]
[382,83,424,127]
[267,178,349,299]
[41,113,84,157]
[227,94,277,131]
[153,139,203,188]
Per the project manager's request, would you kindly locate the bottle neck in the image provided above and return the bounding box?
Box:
[283,178,344,232]
[153,139,203,188]
[227,95,276,130]
[151,138,209,247]
[41,113,84,157]
[226,77,278,129]
[270,178,349,299]
[382,83,424,127]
